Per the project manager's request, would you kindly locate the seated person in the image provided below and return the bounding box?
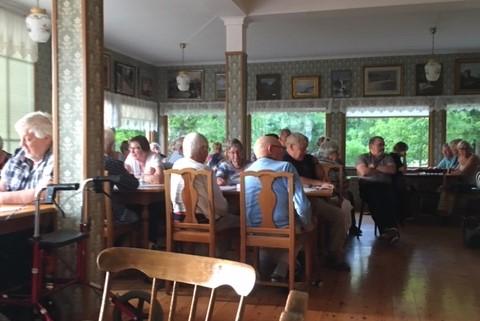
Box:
[283,133,350,271]
[119,140,129,161]
[104,128,139,224]
[216,139,250,186]
[436,143,458,170]
[0,112,53,290]
[356,136,399,244]
[390,141,408,173]
[164,136,184,169]
[245,135,314,281]
[0,136,11,171]
[206,142,224,169]
[438,140,480,216]
[278,128,291,147]
[170,132,238,231]
[0,111,53,205]
[124,135,164,184]
[317,139,359,236]
[150,142,166,159]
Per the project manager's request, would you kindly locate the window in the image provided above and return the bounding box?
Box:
[0,56,35,153]
[446,106,480,148]
[251,112,326,153]
[345,108,429,167]
[168,113,226,147]
[114,129,145,149]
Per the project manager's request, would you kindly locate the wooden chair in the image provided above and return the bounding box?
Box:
[239,170,312,291]
[97,247,256,321]
[164,168,231,257]
[103,180,140,248]
[279,290,309,321]
[319,162,344,193]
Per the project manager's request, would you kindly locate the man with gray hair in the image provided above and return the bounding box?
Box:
[170,132,238,231]
[0,112,53,205]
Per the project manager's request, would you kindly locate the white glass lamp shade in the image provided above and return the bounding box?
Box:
[176,71,190,91]
[424,58,442,82]
[25,7,51,43]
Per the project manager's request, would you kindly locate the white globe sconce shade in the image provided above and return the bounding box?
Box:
[25,7,51,43]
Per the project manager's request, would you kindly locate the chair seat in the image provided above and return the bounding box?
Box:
[33,229,88,249]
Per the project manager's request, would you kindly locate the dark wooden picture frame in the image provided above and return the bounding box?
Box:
[139,74,154,98]
[363,65,403,97]
[103,53,111,90]
[114,62,136,96]
[331,70,352,98]
[455,58,480,94]
[256,74,281,100]
[415,63,443,96]
[291,76,319,99]
[167,70,203,100]
[215,72,226,100]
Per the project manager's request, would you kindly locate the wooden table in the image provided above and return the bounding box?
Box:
[113,184,165,248]
[0,204,57,236]
[403,172,444,216]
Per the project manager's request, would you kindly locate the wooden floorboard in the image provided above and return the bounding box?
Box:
[13,214,477,321]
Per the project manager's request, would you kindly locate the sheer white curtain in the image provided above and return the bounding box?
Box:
[104,91,158,131]
[0,7,38,63]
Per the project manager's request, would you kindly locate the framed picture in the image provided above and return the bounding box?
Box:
[256,74,281,100]
[167,70,203,100]
[215,73,226,100]
[415,63,443,96]
[363,65,403,96]
[455,59,480,94]
[291,76,319,99]
[103,53,111,90]
[331,70,352,98]
[114,62,136,96]
[139,75,154,98]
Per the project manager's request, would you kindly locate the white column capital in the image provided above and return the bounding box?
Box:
[221,16,247,52]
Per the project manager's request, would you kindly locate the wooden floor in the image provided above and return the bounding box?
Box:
[103,215,480,321]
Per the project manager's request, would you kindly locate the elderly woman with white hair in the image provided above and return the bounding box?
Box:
[0,111,53,205]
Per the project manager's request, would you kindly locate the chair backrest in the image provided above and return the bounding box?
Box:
[239,170,295,256]
[320,162,344,194]
[164,168,217,254]
[97,247,256,321]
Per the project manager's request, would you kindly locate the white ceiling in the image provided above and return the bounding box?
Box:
[4,0,480,66]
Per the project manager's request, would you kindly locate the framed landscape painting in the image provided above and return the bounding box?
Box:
[455,59,480,94]
[167,70,203,100]
[256,74,281,100]
[415,63,443,96]
[291,76,319,99]
[215,72,226,100]
[363,65,403,96]
[331,70,352,98]
[139,75,154,98]
[114,62,136,96]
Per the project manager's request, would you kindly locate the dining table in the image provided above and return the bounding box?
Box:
[0,204,57,236]
[113,183,165,248]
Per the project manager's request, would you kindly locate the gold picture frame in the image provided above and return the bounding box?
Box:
[291,76,320,99]
[363,65,403,97]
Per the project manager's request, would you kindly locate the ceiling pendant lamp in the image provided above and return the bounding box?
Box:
[424,27,441,82]
[176,42,190,91]
[25,0,51,43]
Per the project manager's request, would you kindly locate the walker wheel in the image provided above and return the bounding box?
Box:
[112,290,163,321]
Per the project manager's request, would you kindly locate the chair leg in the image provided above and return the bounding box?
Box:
[357,202,365,239]
[289,249,295,291]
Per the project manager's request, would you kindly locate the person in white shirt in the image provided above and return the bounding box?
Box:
[170,132,238,231]
[124,135,164,184]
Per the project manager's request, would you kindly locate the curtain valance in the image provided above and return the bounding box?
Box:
[105,91,158,131]
[0,8,38,63]
[159,101,225,115]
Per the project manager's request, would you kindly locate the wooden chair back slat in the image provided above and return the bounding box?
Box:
[97,247,256,321]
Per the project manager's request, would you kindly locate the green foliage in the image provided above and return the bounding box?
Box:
[447,109,480,147]
[114,129,145,150]
[251,112,326,152]
[345,117,429,167]
[168,114,226,146]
